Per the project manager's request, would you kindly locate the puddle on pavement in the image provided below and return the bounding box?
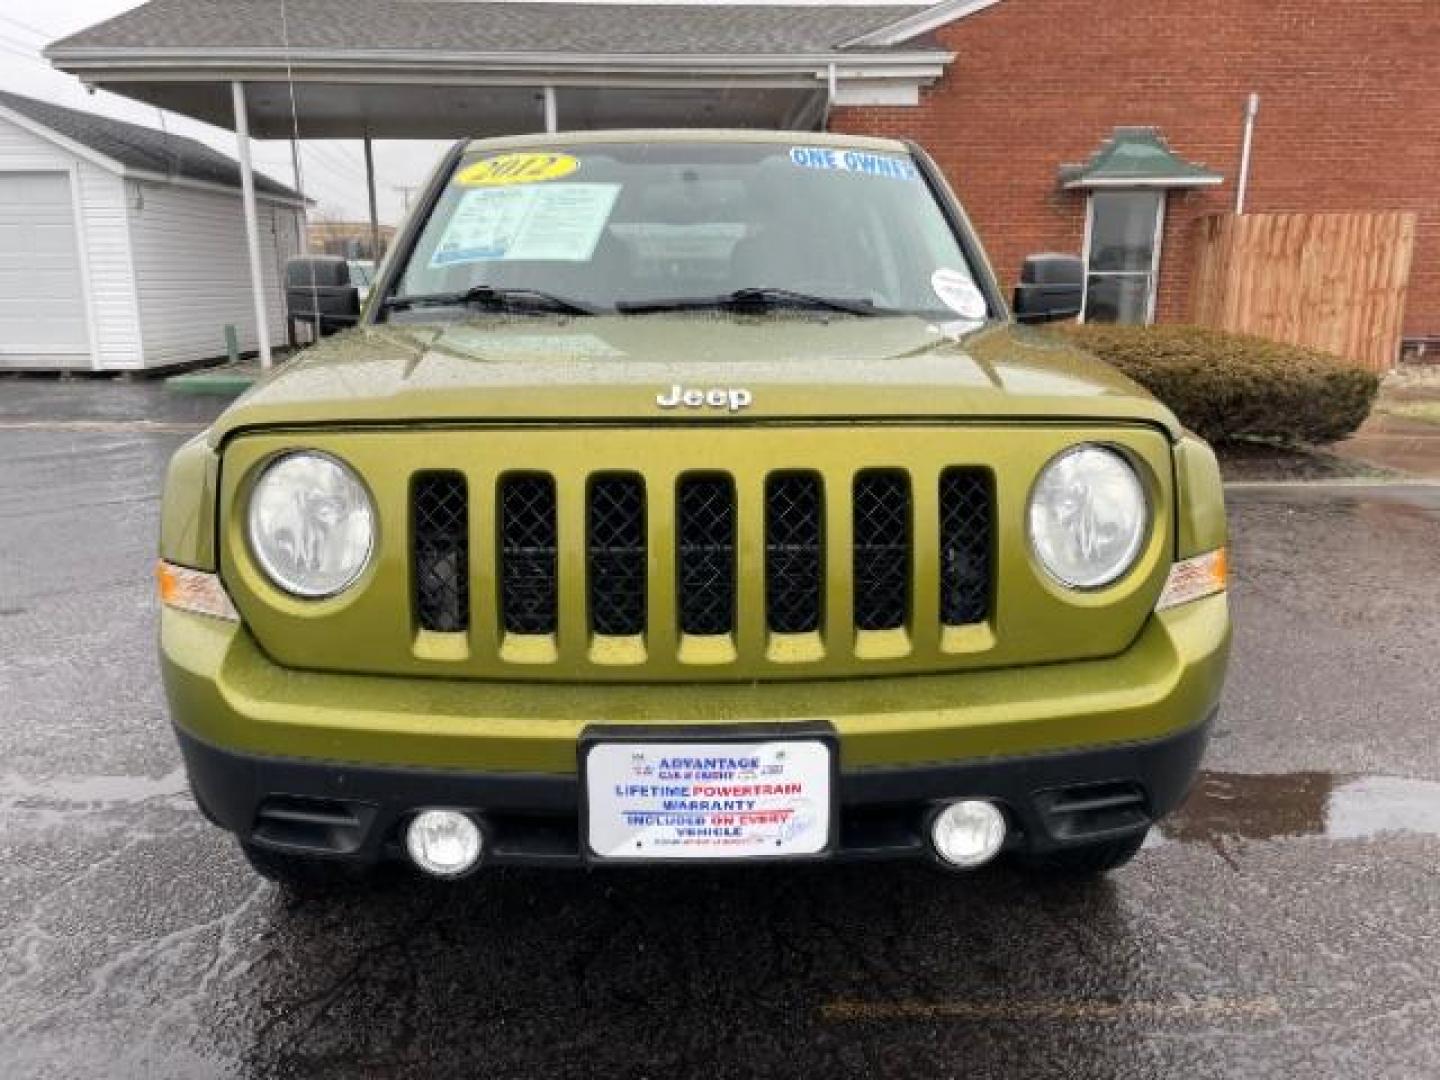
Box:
[1157,770,1440,847]
[0,769,188,811]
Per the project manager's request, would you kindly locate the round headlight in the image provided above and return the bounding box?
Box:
[1028,445,1148,590]
[247,451,374,597]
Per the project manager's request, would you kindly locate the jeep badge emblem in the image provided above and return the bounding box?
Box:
[656,384,753,412]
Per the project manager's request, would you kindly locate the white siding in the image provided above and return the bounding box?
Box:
[127,182,301,367]
[0,115,143,369]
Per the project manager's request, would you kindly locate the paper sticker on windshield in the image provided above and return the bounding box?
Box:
[789,146,917,181]
[931,268,987,320]
[455,153,580,187]
[430,183,620,266]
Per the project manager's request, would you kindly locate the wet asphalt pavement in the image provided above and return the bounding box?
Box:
[2,380,1439,1079]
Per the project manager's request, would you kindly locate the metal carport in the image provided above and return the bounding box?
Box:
[45,0,966,366]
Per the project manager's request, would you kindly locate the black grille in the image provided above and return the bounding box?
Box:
[939,468,993,625]
[677,476,736,636]
[766,473,823,634]
[413,473,469,633]
[852,471,910,632]
[588,475,647,636]
[500,475,557,635]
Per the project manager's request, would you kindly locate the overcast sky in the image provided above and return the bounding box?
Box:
[0,0,917,225]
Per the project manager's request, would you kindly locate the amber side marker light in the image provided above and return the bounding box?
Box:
[1155,548,1228,612]
[156,560,239,621]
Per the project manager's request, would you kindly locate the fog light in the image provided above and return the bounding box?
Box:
[931,799,1006,869]
[406,810,482,877]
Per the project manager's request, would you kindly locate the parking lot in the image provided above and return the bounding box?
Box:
[2,380,1439,1079]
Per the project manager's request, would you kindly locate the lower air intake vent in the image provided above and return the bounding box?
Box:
[1036,781,1149,841]
[252,796,372,854]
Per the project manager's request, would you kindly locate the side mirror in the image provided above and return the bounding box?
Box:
[1013,254,1084,324]
[285,256,360,338]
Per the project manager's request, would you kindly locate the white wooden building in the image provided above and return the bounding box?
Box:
[0,90,305,372]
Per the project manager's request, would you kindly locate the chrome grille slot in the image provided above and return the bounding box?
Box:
[939,468,993,626]
[412,472,469,633]
[677,475,736,636]
[499,474,558,635]
[852,470,910,632]
[765,472,824,634]
[588,475,647,636]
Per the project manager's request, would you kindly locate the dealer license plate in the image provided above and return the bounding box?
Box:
[584,739,832,861]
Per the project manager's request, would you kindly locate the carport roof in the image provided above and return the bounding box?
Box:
[0,89,300,200]
[44,3,970,140]
[49,1,938,55]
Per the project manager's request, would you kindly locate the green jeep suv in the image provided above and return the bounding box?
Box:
[157,131,1229,887]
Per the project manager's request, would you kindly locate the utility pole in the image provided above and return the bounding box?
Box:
[393,185,417,213]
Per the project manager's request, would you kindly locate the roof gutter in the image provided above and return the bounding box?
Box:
[125,167,310,207]
[46,46,953,71]
[45,47,956,103]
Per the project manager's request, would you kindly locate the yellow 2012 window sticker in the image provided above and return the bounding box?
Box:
[455,152,579,187]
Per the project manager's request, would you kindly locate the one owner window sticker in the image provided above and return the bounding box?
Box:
[789,146,918,181]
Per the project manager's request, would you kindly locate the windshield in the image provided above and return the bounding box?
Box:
[385,141,988,321]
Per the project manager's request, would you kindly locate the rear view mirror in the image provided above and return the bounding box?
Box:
[1013,254,1084,324]
[285,256,360,339]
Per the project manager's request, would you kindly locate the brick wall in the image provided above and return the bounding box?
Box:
[830,0,1440,340]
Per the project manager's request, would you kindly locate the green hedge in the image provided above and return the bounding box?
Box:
[1056,324,1380,445]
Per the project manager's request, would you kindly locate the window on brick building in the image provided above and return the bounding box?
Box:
[1081,189,1164,324]
[1063,128,1222,325]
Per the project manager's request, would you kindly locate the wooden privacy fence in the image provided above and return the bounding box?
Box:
[1188,211,1416,371]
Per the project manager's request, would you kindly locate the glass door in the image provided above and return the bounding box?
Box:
[1082,189,1164,324]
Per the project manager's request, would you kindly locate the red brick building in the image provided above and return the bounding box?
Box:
[831,0,1439,344]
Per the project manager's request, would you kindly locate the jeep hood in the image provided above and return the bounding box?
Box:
[209,317,1181,445]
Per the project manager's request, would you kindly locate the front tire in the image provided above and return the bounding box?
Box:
[1014,829,1148,876]
[240,841,372,893]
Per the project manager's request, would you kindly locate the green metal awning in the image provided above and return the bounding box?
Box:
[1060,127,1223,190]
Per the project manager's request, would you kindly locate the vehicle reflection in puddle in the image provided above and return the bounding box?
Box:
[1157,771,1440,852]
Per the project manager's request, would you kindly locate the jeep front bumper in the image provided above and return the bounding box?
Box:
[162,593,1228,865]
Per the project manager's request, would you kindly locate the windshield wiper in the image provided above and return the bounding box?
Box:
[617,287,884,317]
[382,285,596,316]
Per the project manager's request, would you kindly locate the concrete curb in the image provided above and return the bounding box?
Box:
[1224,477,1440,489]
[165,371,256,396]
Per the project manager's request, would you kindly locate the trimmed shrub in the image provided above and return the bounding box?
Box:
[1055,324,1380,445]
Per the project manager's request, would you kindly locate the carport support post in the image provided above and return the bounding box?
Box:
[543,85,558,134]
[230,81,272,370]
[363,136,381,260]
[289,137,308,254]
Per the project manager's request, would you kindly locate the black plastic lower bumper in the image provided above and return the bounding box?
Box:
[177,715,1212,868]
